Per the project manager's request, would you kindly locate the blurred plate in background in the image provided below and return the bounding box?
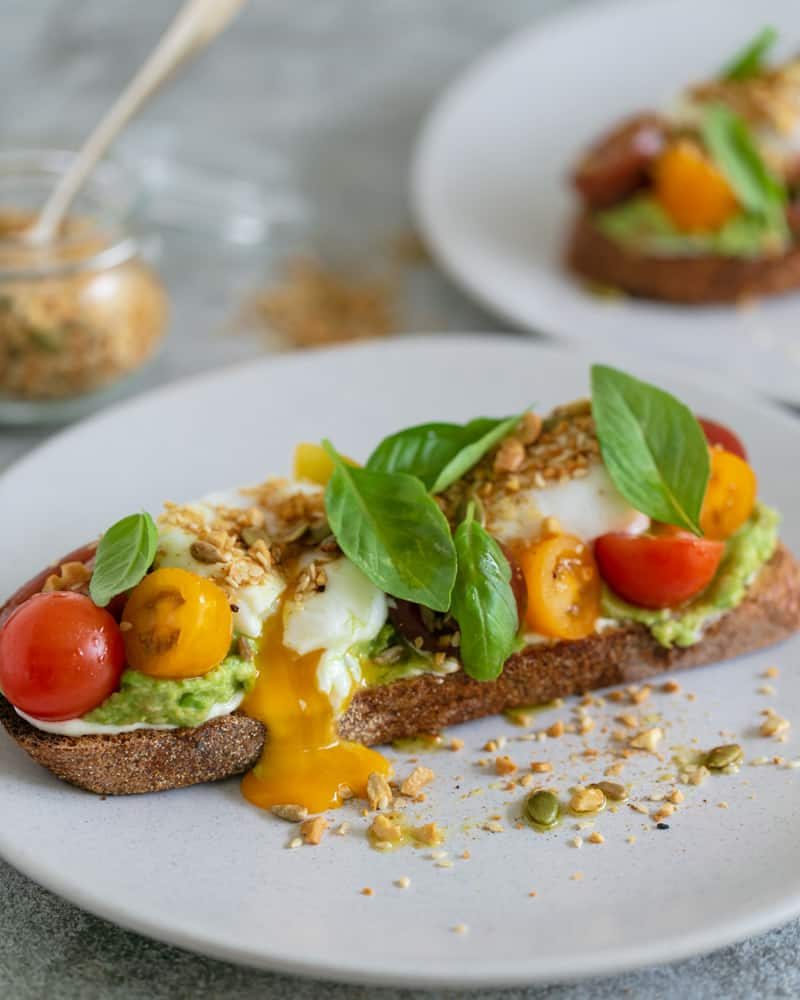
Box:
[413,0,800,403]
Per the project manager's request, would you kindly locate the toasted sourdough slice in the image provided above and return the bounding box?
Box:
[2,544,799,796]
[567,211,800,304]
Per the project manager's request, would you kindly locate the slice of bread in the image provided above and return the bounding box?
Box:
[3,545,799,796]
[567,211,800,304]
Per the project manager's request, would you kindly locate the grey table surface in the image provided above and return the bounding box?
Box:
[1,2,799,998]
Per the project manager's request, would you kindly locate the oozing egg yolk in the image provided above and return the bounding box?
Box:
[240,592,390,813]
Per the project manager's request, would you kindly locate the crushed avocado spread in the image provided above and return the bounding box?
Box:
[596,196,789,259]
[601,503,779,648]
[83,655,257,728]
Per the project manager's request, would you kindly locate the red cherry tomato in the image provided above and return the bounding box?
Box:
[0,592,125,721]
[594,533,724,610]
[697,418,747,461]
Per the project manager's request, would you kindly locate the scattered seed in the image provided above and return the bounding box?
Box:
[525,790,560,829]
[705,744,743,770]
[588,781,627,802]
[395,876,411,889]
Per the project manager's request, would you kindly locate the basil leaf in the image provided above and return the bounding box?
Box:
[701,104,787,227]
[367,422,476,490]
[367,413,522,494]
[590,365,709,535]
[89,512,158,607]
[432,414,521,494]
[323,442,457,611]
[451,508,518,681]
[721,26,777,81]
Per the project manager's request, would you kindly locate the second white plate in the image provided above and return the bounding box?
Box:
[413,0,800,402]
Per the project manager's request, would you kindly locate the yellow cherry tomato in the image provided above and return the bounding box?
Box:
[700,447,757,541]
[520,534,601,640]
[653,140,739,233]
[121,568,233,678]
[293,443,358,486]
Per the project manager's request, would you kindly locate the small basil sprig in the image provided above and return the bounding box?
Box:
[450,504,518,681]
[590,365,709,535]
[89,512,158,607]
[701,104,787,230]
[721,25,777,81]
[367,412,523,494]
[322,441,457,611]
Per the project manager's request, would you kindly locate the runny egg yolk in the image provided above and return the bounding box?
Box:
[240,592,390,813]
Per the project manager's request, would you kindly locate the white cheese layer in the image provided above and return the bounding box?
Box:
[15,692,245,737]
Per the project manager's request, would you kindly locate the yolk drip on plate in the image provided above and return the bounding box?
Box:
[240,593,390,813]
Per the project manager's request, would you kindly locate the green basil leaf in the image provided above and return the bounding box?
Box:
[701,104,787,227]
[432,414,521,494]
[323,442,457,611]
[721,25,777,81]
[590,365,710,535]
[366,413,523,494]
[451,508,518,681]
[89,512,158,607]
[367,422,476,490]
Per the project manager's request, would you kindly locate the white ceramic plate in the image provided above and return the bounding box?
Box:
[413,0,800,403]
[2,337,800,988]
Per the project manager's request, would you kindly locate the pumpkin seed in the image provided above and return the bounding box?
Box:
[525,790,560,829]
[705,744,743,770]
[589,781,627,802]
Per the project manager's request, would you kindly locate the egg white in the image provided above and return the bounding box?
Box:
[487,463,649,544]
[283,558,388,712]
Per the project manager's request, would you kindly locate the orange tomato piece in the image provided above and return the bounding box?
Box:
[293,443,358,486]
[122,567,233,678]
[520,534,601,640]
[653,140,739,233]
[700,447,757,541]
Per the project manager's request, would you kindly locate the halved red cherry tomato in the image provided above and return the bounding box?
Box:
[0,591,125,720]
[594,533,724,610]
[697,418,747,461]
[520,534,601,640]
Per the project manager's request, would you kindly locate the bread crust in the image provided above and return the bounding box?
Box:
[2,545,799,795]
[566,211,800,304]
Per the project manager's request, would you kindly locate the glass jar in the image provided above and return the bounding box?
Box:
[0,149,168,424]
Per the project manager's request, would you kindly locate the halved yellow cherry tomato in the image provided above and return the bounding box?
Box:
[700,447,757,541]
[293,443,358,486]
[121,567,233,678]
[520,534,601,640]
[653,140,739,233]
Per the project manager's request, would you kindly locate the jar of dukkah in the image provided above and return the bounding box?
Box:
[0,149,168,424]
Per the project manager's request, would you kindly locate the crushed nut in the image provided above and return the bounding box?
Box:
[531,761,552,773]
[271,804,308,823]
[366,772,393,811]
[588,831,605,845]
[400,766,435,798]
[300,816,328,846]
[760,712,791,738]
[661,680,681,694]
[569,786,606,814]
[411,823,445,846]
[369,814,403,844]
[395,876,411,889]
[494,755,517,776]
[494,437,526,473]
[630,727,663,752]
[546,720,565,739]
[43,561,92,593]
